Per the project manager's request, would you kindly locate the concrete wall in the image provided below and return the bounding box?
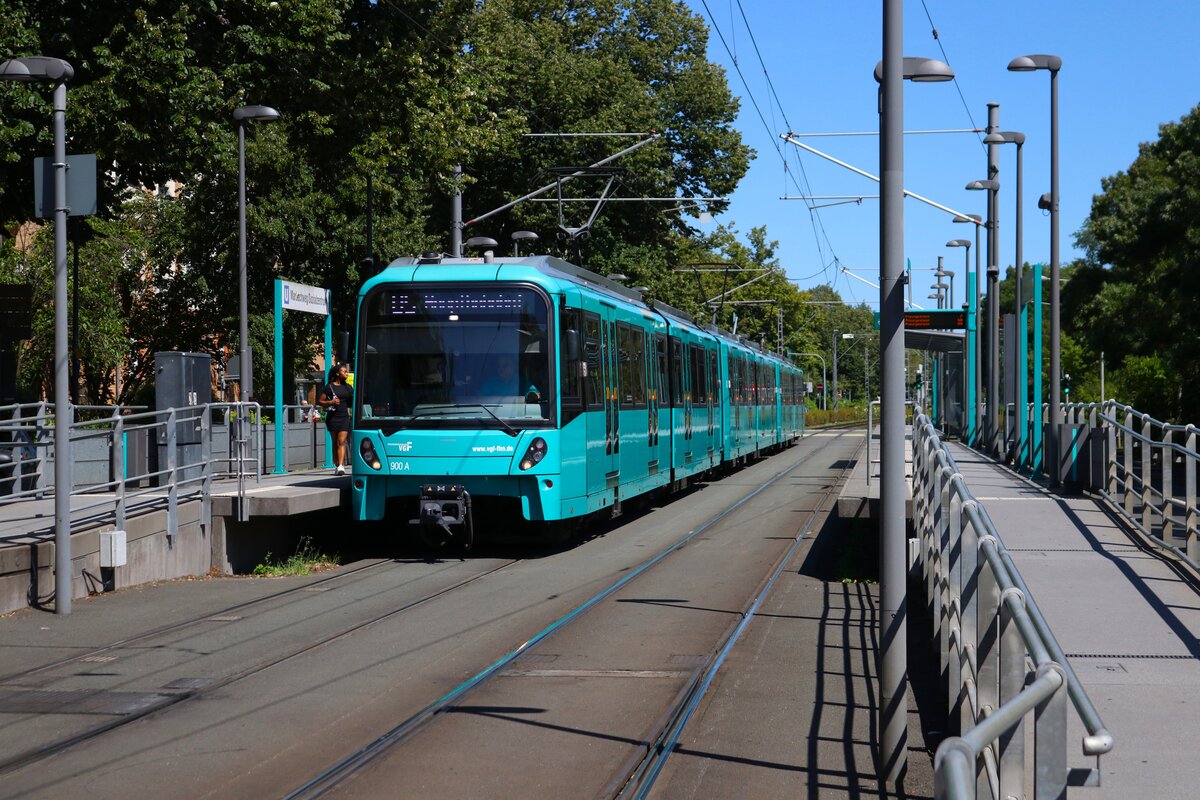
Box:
[0,501,212,616]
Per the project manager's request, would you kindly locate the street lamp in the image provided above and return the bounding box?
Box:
[1,56,75,614]
[1009,53,1062,484]
[947,238,974,442]
[985,130,1026,464]
[929,286,946,309]
[966,178,1000,453]
[875,26,955,782]
[233,104,281,405]
[934,254,954,309]
[831,330,840,410]
[953,214,983,443]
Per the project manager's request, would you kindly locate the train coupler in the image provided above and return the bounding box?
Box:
[411,484,474,550]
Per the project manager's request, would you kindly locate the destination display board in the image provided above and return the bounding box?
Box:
[904,309,966,330]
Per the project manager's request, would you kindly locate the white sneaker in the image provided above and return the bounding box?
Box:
[335,465,345,476]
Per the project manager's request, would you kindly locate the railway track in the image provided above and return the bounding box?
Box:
[0,557,522,775]
[283,430,858,799]
[0,428,867,799]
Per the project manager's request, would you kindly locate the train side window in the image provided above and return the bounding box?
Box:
[645,331,655,403]
[732,357,741,407]
[688,344,703,402]
[617,322,646,408]
[583,313,603,409]
[560,307,583,423]
[670,336,683,408]
[656,333,668,407]
[707,349,716,405]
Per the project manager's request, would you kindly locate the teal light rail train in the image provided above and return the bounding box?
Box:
[349,253,806,546]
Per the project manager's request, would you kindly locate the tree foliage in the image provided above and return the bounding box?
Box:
[1067,102,1200,420]
[0,2,831,406]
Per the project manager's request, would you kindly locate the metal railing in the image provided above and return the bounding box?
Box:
[912,409,1112,798]
[0,402,266,540]
[865,399,914,487]
[1062,400,1200,568]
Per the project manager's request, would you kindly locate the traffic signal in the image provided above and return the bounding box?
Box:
[1063,372,1071,398]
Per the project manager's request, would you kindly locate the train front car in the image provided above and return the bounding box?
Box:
[350,258,570,546]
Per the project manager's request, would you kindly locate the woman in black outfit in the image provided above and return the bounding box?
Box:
[319,363,353,475]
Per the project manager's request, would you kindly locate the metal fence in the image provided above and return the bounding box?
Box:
[0,401,332,541]
[912,409,1112,798]
[1062,400,1200,568]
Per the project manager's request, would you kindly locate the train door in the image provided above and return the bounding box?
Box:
[707,347,718,455]
[643,329,663,480]
[687,341,709,466]
[583,304,617,502]
[669,332,686,475]
[654,332,670,475]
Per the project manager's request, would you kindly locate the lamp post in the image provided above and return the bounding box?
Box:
[1,56,75,614]
[947,238,973,442]
[875,19,955,781]
[832,330,839,410]
[953,214,983,443]
[233,104,280,405]
[985,130,1026,464]
[966,178,1000,454]
[1009,53,1062,484]
[933,255,954,309]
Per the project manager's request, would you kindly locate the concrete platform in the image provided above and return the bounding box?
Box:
[210,474,347,517]
[836,426,913,520]
[945,443,1200,799]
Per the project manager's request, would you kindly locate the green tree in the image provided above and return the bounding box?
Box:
[1068,102,1200,420]
[0,1,753,403]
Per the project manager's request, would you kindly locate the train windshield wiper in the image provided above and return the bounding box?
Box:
[398,403,518,437]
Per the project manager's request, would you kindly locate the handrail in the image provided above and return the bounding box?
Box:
[912,409,1113,798]
[0,401,279,541]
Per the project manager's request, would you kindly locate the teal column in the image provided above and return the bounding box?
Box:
[965,272,977,445]
[323,290,334,469]
[1031,263,1044,476]
[1018,283,1030,470]
[273,279,287,474]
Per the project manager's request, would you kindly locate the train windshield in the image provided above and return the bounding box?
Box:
[357,285,552,427]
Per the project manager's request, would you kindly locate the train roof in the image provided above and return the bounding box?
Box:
[379,253,796,365]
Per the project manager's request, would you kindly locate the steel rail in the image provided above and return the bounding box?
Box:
[618,447,855,799]
[283,431,848,800]
[0,559,521,775]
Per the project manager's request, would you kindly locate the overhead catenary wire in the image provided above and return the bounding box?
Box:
[697,0,844,282]
[918,0,983,145]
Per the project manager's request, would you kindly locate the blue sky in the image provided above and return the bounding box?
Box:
[682,0,1200,308]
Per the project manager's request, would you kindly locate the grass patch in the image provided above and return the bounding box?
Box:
[833,525,879,584]
[252,536,340,577]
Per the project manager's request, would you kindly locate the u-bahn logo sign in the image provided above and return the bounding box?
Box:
[280,280,329,315]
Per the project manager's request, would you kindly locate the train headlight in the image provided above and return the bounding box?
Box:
[519,437,547,471]
[360,439,382,470]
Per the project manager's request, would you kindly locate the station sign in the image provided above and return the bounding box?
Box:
[280,280,329,315]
